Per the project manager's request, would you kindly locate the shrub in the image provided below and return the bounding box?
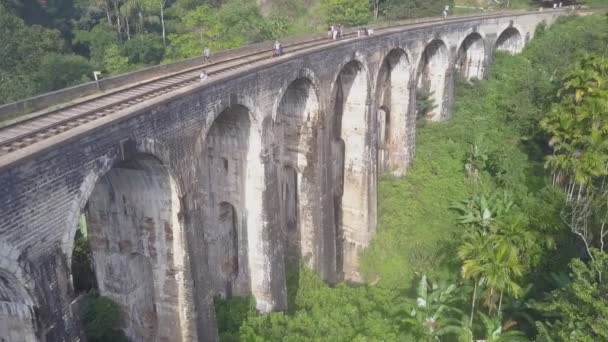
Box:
[81,294,129,342]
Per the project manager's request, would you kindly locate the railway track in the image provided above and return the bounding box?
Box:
[0,10,555,157]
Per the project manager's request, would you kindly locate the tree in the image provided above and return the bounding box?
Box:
[482,239,524,316]
[164,4,223,60]
[34,53,93,92]
[82,293,129,342]
[458,229,490,325]
[73,24,117,68]
[164,0,270,61]
[379,0,452,21]
[320,0,369,26]
[158,0,167,46]
[455,194,529,319]
[541,55,608,264]
[122,33,164,65]
[103,44,131,73]
[0,3,88,104]
[534,250,608,341]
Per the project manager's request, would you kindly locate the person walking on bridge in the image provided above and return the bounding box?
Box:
[274,40,283,57]
[204,47,211,63]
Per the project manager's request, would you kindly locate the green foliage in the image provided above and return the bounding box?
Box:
[71,227,96,294]
[404,275,459,341]
[214,296,257,342]
[73,24,117,67]
[122,33,165,65]
[165,0,271,61]
[103,44,132,74]
[320,0,369,25]
[82,293,130,342]
[217,265,410,341]
[542,55,608,186]
[476,312,529,342]
[534,250,608,341]
[0,3,81,104]
[35,53,93,91]
[380,0,453,20]
[416,90,437,119]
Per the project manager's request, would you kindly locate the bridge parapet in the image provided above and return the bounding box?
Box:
[0,8,568,124]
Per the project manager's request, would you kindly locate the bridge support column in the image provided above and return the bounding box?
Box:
[250,154,287,312]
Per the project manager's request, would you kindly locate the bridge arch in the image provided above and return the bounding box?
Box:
[62,137,176,266]
[275,77,320,269]
[416,38,450,121]
[495,26,524,54]
[0,244,37,342]
[200,103,287,311]
[272,68,321,121]
[201,104,256,298]
[375,48,413,175]
[330,59,371,281]
[77,152,191,341]
[456,32,486,80]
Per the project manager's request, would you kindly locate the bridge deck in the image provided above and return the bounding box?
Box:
[0,9,571,163]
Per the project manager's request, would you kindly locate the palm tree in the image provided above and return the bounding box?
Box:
[458,227,524,319]
[458,229,491,325]
[482,239,524,316]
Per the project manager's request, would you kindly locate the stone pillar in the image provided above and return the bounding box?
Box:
[249,152,287,312]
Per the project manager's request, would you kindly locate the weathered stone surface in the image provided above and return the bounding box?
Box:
[0,10,566,341]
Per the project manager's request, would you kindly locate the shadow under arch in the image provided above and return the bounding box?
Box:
[201,104,253,299]
[376,105,390,175]
[456,32,486,80]
[416,38,451,121]
[375,48,413,175]
[216,201,240,298]
[495,26,524,54]
[82,152,191,342]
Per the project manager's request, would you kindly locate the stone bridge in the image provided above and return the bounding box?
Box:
[0,9,568,342]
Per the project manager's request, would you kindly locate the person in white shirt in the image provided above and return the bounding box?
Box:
[203,47,211,63]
